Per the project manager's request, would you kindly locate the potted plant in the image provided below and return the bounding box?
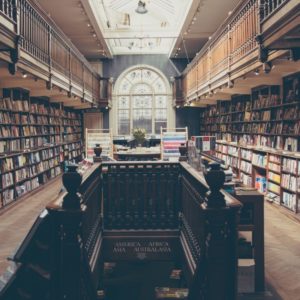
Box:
[132,128,146,147]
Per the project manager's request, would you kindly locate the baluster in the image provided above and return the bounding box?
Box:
[264,0,269,18]
[143,171,149,228]
[159,170,167,229]
[4,0,7,15]
[125,172,132,228]
[115,172,122,228]
[166,171,175,228]
[269,0,273,14]
[133,166,140,228]
[150,171,157,228]
[106,172,114,228]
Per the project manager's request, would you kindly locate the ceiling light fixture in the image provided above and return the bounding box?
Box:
[254,69,260,76]
[21,71,27,78]
[136,1,147,14]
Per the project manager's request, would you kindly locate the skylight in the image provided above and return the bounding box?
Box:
[87,0,193,56]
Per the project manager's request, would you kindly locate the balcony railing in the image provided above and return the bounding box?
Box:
[259,0,290,22]
[1,0,104,105]
[0,0,17,23]
[184,0,259,99]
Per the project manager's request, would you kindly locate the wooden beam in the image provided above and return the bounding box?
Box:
[220,87,251,95]
[0,79,44,90]
[30,89,65,97]
[195,99,217,105]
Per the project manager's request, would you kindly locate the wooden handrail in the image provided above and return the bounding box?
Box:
[0,0,17,22]
[259,0,290,23]
[183,0,259,99]
[0,0,104,103]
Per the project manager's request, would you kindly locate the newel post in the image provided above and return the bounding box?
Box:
[202,162,241,300]
[52,165,84,300]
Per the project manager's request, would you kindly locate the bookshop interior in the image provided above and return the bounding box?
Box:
[0,0,300,299]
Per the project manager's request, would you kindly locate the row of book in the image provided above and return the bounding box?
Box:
[228,145,239,157]
[240,161,252,174]
[240,173,252,186]
[269,154,281,164]
[282,158,297,174]
[268,171,281,184]
[241,149,252,161]
[268,162,281,173]
[0,136,82,153]
[281,174,297,193]
[1,142,82,171]
[252,94,281,109]
[252,153,267,168]
[0,167,62,207]
[282,192,297,211]
[0,98,29,111]
[237,135,298,152]
[216,108,299,124]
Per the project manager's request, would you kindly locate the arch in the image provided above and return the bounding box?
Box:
[110,65,175,136]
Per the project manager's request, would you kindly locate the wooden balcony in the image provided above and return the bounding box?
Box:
[0,0,110,108]
[182,0,300,105]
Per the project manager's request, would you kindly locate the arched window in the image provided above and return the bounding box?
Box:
[112,65,173,136]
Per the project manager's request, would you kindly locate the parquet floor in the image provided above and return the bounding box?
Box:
[0,177,62,273]
[0,180,299,300]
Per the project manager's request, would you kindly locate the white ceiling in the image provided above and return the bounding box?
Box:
[86,0,193,56]
[36,0,241,60]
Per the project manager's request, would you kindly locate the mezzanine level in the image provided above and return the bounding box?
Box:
[180,0,300,106]
[0,0,110,109]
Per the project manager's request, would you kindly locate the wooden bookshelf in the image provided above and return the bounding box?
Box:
[199,73,300,215]
[0,88,84,209]
[215,140,300,214]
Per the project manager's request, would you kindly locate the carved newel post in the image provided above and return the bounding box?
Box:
[93,143,102,162]
[201,161,239,300]
[62,164,82,209]
[204,162,225,207]
[58,164,84,300]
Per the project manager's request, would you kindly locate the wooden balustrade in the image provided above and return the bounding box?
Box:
[210,29,229,79]
[184,0,259,99]
[179,163,241,300]
[260,0,290,22]
[102,162,181,230]
[230,0,258,65]
[0,160,243,299]
[0,0,16,22]
[51,30,70,77]
[1,0,104,104]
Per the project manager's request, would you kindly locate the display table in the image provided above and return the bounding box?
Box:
[113,148,161,161]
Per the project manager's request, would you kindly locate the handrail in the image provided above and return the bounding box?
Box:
[0,0,103,103]
[0,0,17,23]
[259,0,290,23]
[183,0,259,99]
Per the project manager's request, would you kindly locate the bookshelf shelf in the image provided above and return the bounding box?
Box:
[0,88,84,209]
[199,74,300,214]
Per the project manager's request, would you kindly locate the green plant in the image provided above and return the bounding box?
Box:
[132,128,146,145]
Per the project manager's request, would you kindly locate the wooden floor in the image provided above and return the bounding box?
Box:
[0,179,299,300]
[0,177,63,273]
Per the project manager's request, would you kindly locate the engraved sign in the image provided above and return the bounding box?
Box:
[104,238,178,261]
